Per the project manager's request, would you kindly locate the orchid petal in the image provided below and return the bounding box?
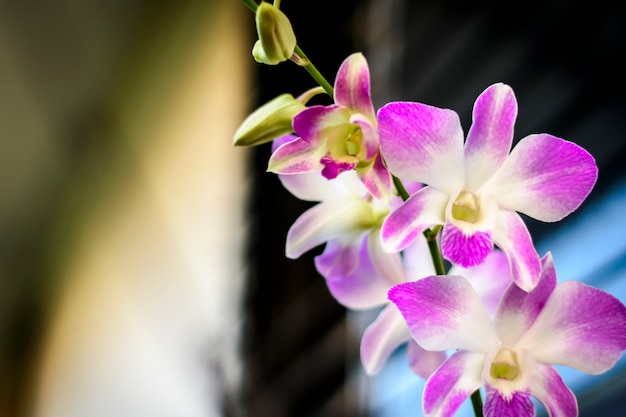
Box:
[381,187,448,252]
[360,305,411,375]
[378,101,465,194]
[450,249,511,317]
[293,104,351,143]
[518,280,626,374]
[423,350,485,417]
[484,387,534,417]
[319,237,390,309]
[492,210,542,292]
[406,341,447,380]
[268,136,324,174]
[271,133,298,151]
[320,155,356,179]
[315,238,360,282]
[399,180,424,200]
[321,229,404,309]
[279,170,366,202]
[350,112,379,160]
[357,152,393,202]
[334,52,375,118]
[367,229,406,287]
[464,83,517,190]
[441,224,493,268]
[487,134,598,222]
[495,253,556,346]
[389,276,498,353]
[530,363,578,417]
[286,198,375,258]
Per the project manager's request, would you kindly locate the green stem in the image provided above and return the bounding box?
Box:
[393,176,445,277]
[294,46,334,96]
[423,226,445,275]
[392,175,410,201]
[423,227,485,417]
[408,183,484,415]
[242,0,258,13]
[421,214,484,417]
[470,390,484,417]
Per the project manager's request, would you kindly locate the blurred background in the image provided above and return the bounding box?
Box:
[1,0,625,416]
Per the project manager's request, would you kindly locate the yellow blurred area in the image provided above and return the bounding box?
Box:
[0,1,252,416]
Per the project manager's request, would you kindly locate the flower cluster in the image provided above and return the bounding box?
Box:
[234,3,626,416]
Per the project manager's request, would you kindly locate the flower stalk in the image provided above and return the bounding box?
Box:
[396,174,485,417]
[241,0,259,12]
[293,45,333,96]
[471,391,484,417]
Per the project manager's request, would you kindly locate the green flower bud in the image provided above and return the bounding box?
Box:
[252,2,297,65]
[234,93,305,147]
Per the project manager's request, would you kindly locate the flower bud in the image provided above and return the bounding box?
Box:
[252,2,297,65]
[234,93,305,147]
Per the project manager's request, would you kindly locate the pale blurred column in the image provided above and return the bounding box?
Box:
[33,1,252,417]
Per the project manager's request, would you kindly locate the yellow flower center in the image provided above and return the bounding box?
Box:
[327,122,363,165]
[345,126,362,156]
[451,191,480,223]
[489,348,519,381]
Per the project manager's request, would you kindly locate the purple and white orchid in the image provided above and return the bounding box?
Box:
[389,253,626,417]
[275,153,441,377]
[361,243,512,378]
[268,52,391,200]
[273,131,510,380]
[378,83,598,291]
[277,161,395,295]
[282,166,512,379]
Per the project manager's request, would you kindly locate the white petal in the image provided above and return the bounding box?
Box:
[389,275,499,353]
[360,305,411,375]
[286,198,374,258]
[279,170,367,202]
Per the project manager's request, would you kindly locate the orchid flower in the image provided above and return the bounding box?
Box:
[275,134,511,379]
[361,241,511,378]
[274,148,417,373]
[277,153,394,290]
[268,52,391,201]
[378,83,598,291]
[389,253,626,417]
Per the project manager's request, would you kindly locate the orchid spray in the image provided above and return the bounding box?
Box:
[234,2,626,416]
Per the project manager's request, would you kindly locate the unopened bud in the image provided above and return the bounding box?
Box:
[252,2,297,65]
[234,94,305,147]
